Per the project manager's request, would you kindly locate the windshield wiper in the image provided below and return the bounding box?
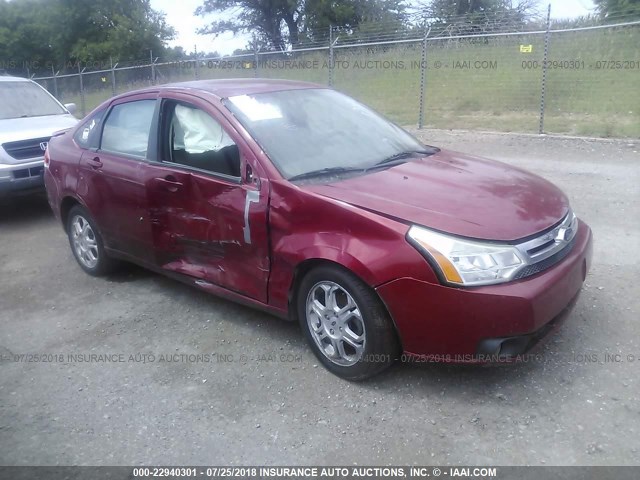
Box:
[369,149,437,169]
[288,148,439,181]
[288,166,365,181]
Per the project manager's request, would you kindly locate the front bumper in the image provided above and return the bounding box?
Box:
[376,219,593,359]
[0,159,45,196]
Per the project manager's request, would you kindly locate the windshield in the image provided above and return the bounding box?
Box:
[0,81,66,120]
[224,88,430,180]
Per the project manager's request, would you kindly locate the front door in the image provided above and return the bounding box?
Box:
[143,93,270,302]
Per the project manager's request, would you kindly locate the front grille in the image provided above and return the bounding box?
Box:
[527,239,555,256]
[2,137,50,160]
[513,236,576,280]
[13,166,44,179]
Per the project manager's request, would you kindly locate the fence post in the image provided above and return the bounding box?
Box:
[539,3,551,135]
[110,57,117,96]
[253,39,259,78]
[328,25,334,87]
[51,65,59,99]
[418,26,431,129]
[150,50,156,85]
[78,65,86,117]
[194,45,199,80]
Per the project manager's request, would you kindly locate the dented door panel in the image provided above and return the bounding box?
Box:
[143,91,270,302]
[187,173,269,299]
[144,166,269,301]
[142,163,193,269]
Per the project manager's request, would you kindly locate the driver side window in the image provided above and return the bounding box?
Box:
[164,101,241,178]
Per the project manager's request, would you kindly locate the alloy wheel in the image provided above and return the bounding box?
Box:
[70,214,99,269]
[305,281,366,366]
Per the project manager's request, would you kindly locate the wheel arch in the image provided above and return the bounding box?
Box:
[60,195,84,231]
[287,253,373,319]
[287,257,403,351]
[288,258,345,319]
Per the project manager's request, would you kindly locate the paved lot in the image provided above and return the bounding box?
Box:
[1,130,639,466]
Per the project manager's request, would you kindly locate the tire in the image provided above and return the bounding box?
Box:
[66,205,118,276]
[297,264,400,381]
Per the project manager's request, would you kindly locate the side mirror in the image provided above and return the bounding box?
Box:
[64,103,77,115]
[245,164,260,188]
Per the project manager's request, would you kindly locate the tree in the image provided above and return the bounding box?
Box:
[55,0,175,64]
[423,0,536,18]
[418,0,539,35]
[195,0,409,50]
[303,0,407,36]
[0,0,175,73]
[196,0,302,52]
[594,0,640,20]
[0,0,57,70]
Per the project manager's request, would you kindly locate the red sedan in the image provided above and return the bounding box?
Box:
[44,79,593,380]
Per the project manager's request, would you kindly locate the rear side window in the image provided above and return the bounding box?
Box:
[101,100,156,157]
[74,109,105,149]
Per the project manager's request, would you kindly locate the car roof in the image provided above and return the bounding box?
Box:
[0,75,32,83]
[120,78,324,100]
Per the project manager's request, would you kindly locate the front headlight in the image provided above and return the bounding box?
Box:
[407,225,525,286]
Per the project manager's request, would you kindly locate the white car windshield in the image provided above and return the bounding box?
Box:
[224,88,431,180]
[0,81,66,120]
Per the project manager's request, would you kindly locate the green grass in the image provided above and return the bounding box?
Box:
[56,26,640,138]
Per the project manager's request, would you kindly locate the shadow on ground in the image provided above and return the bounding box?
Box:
[0,193,52,225]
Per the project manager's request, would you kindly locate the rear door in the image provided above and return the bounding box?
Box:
[142,92,270,302]
[77,93,158,263]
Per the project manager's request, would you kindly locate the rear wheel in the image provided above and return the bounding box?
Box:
[297,265,399,381]
[67,205,118,276]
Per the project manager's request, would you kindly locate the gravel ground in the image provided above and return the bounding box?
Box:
[0,130,639,466]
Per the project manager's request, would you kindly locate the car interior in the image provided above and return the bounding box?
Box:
[165,102,241,178]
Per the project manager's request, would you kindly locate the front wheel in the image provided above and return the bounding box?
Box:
[297,265,399,381]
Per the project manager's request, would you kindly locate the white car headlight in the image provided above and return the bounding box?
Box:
[407,225,526,286]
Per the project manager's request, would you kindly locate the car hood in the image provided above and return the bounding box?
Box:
[0,114,78,145]
[303,149,569,241]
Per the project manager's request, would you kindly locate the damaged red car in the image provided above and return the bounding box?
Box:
[44,79,593,380]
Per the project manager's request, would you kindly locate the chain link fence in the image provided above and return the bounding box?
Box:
[25,14,640,138]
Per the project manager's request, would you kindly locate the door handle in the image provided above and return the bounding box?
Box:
[87,157,102,169]
[154,175,183,192]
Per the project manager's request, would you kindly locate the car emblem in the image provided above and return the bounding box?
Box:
[39,142,48,152]
[556,227,572,242]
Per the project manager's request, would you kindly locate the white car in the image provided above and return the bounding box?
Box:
[0,75,78,197]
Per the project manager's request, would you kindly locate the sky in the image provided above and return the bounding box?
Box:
[150,0,597,57]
